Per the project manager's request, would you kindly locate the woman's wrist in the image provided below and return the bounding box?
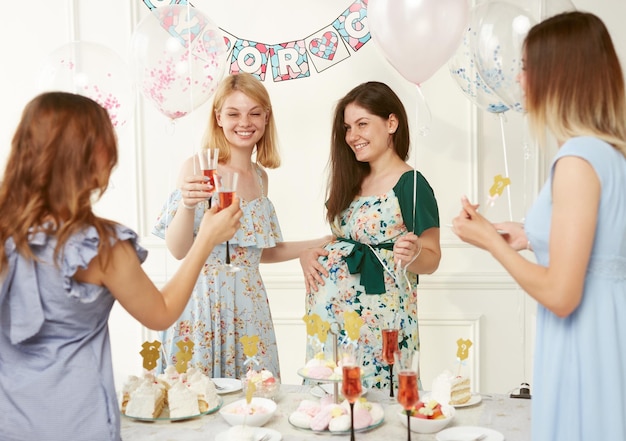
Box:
[180,201,196,210]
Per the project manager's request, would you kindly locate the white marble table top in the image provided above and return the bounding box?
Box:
[121,384,531,440]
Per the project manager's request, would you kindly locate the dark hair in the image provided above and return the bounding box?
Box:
[326,81,410,222]
[524,11,626,153]
[0,92,119,272]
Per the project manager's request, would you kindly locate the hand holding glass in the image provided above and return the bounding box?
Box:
[395,349,420,441]
[215,171,240,272]
[197,149,218,209]
[340,344,362,441]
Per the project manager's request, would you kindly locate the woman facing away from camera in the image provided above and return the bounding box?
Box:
[153,72,331,380]
[452,12,626,441]
[299,81,441,389]
[0,92,242,441]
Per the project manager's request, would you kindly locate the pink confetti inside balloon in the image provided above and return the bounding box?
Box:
[130,5,228,120]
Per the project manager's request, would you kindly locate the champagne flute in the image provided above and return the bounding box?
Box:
[215,171,240,273]
[340,343,362,441]
[381,313,400,399]
[395,349,420,441]
[197,148,218,209]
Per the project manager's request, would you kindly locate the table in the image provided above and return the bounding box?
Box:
[121,384,531,440]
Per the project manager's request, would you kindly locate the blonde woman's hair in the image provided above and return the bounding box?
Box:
[202,72,281,168]
[523,11,626,156]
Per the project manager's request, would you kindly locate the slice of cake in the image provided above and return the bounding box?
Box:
[185,368,220,412]
[431,370,471,405]
[449,375,471,405]
[167,380,200,418]
[124,377,166,418]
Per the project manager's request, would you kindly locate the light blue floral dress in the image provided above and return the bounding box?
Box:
[306,170,439,389]
[153,165,283,380]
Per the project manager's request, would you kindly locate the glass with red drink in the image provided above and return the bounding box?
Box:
[340,343,362,441]
[381,312,400,400]
[394,349,420,441]
[197,149,218,208]
[381,328,399,399]
[215,171,240,273]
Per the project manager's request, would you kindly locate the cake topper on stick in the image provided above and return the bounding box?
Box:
[139,340,161,371]
[174,340,194,374]
[241,334,261,370]
[456,338,473,377]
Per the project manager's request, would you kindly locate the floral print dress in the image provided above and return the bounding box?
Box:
[306,170,438,389]
[153,165,283,380]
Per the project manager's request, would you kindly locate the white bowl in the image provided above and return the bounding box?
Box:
[398,404,455,434]
[219,397,277,427]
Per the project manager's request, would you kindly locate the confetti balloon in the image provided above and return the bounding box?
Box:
[472,1,535,113]
[448,5,510,114]
[37,41,134,129]
[130,5,227,120]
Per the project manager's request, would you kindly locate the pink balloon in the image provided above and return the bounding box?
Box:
[37,41,134,129]
[130,5,227,120]
[368,0,469,85]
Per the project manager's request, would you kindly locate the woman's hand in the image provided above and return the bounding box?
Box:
[492,221,528,251]
[180,174,213,209]
[393,232,421,269]
[299,246,330,294]
[451,196,504,251]
[196,197,242,246]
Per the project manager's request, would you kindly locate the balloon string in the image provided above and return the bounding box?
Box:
[498,113,514,221]
[415,85,431,138]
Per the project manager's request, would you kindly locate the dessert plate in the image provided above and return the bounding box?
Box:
[213,377,242,394]
[288,414,384,436]
[453,393,482,408]
[297,367,342,382]
[436,426,503,441]
[420,392,482,408]
[297,367,375,382]
[215,427,282,441]
[122,396,223,422]
[310,383,368,398]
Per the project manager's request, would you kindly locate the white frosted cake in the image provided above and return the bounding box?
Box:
[431,370,471,405]
[121,368,219,418]
[123,375,166,418]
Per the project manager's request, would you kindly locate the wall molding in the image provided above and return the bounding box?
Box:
[418,313,482,392]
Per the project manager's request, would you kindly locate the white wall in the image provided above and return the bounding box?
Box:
[2,0,625,394]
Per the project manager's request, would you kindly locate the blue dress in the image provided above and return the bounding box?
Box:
[0,225,147,441]
[153,166,284,380]
[524,137,626,441]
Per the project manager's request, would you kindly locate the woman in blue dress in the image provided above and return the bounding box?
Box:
[153,73,330,380]
[452,12,626,441]
[0,92,242,441]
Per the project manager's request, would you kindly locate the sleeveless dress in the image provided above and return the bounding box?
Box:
[524,137,626,441]
[0,225,147,441]
[153,165,283,380]
[306,170,439,389]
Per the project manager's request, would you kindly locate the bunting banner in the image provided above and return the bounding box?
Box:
[142,0,371,82]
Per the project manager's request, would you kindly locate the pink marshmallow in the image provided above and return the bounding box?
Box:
[352,407,373,430]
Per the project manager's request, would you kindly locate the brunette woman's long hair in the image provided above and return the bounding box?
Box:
[325,81,410,223]
[0,92,119,273]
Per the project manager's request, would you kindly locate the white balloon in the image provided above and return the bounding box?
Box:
[368,0,469,85]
